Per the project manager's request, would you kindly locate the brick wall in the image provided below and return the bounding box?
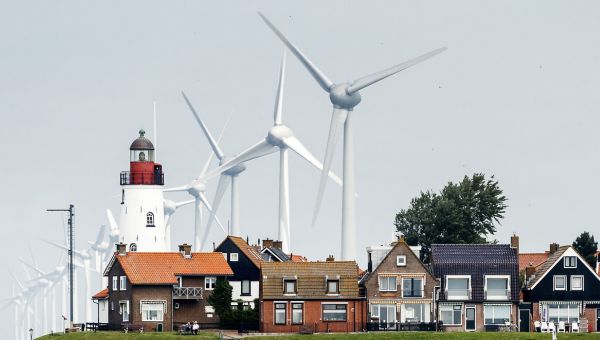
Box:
[131,285,172,331]
[260,299,366,333]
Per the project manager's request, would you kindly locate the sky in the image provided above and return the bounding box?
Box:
[1,0,600,337]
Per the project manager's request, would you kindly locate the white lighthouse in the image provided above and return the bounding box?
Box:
[118,129,167,251]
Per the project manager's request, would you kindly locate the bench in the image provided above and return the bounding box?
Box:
[178,325,193,335]
[123,324,143,333]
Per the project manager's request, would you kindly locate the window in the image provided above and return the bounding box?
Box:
[205,306,215,313]
[545,303,579,323]
[402,277,424,297]
[111,301,114,311]
[205,277,216,290]
[146,212,154,226]
[370,304,397,324]
[241,280,251,295]
[119,276,127,291]
[322,304,347,321]
[141,301,165,322]
[447,276,470,300]
[564,256,577,268]
[119,301,129,322]
[439,304,462,326]
[485,276,510,300]
[274,303,286,325]
[396,255,406,266]
[292,303,303,324]
[129,243,137,252]
[402,303,430,323]
[230,253,239,262]
[553,275,566,291]
[484,304,511,325]
[379,276,397,292]
[571,275,584,291]
[284,280,297,294]
[327,280,339,294]
[112,276,118,290]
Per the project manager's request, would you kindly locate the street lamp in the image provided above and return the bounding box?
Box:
[28,328,33,340]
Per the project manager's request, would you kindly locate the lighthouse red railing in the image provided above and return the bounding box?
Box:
[120,171,164,185]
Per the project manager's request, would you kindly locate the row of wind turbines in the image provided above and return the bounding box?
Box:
[3,12,445,339]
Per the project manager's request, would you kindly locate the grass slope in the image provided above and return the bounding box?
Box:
[39,331,600,339]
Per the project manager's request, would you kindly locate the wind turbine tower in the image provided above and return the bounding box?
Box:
[118,129,167,251]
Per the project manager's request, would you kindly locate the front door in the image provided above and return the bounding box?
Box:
[519,309,530,332]
[379,305,396,329]
[120,301,129,322]
[596,308,600,332]
[465,306,476,331]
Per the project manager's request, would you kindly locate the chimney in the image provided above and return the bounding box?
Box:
[367,251,373,273]
[273,240,283,250]
[549,243,559,255]
[510,234,520,254]
[525,263,536,281]
[116,243,127,256]
[178,243,192,258]
[326,255,335,262]
[262,238,274,249]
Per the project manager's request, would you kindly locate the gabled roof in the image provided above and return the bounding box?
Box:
[261,247,290,262]
[218,236,263,268]
[526,245,600,290]
[261,261,359,299]
[290,254,308,262]
[519,252,550,272]
[373,240,433,276]
[105,252,233,285]
[92,288,109,300]
[431,244,517,264]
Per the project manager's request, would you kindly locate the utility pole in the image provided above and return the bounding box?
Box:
[47,204,74,326]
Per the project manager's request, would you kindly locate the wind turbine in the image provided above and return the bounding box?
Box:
[163,198,194,251]
[199,51,344,253]
[164,119,229,251]
[259,12,446,260]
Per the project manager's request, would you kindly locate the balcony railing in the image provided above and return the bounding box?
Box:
[120,171,164,185]
[485,289,510,300]
[173,286,203,299]
[446,289,471,300]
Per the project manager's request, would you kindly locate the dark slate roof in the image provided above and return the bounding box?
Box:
[525,245,569,289]
[267,247,290,261]
[431,244,519,301]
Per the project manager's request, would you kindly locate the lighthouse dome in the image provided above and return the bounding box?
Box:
[130,129,155,150]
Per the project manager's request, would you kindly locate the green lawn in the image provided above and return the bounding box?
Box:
[39,331,600,340]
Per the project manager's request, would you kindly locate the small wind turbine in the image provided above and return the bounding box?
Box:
[259,12,446,260]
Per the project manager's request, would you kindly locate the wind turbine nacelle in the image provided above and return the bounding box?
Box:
[164,199,177,215]
[330,83,362,109]
[187,181,207,197]
[221,157,247,176]
[267,125,294,148]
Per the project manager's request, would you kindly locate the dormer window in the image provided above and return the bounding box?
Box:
[327,280,340,294]
[146,212,155,227]
[284,279,297,294]
[396,256,406,266]
[564,256,577,268]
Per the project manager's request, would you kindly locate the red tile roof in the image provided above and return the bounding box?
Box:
[290,254,307,262]
[114,252,233,285]
[225,236,263,268]
[92,288,109,299]
[519,252,549,272]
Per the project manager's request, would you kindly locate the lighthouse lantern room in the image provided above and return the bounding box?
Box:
[118,129,167,252]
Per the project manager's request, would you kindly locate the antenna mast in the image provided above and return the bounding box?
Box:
[47,204,74,325]
[153,101,157,162]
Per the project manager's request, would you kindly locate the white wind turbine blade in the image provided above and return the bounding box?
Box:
[259,12,334,92]
[347,47,447,94]
[201,140,277,181]
[175,199,195,209]
[106,209,118,232]
[164,184,190,192]
[198,193,227,235]
[283,136,343,187]
[205,175,231,235]
[273,49,286,125]
[312,108,348,225]
[182,91,225,159]
[91,225,107,249]
[200,115,231,177]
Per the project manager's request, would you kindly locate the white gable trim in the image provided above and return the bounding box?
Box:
[103,253,117,276]
[530,247,600,290]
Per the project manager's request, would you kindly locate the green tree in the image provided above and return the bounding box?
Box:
[207,277,232,317]
[572,231,598,268]
[394,173,508,263]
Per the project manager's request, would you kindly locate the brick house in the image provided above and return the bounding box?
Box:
[360,239,438,330]
[103,243,233,331]
[522,244,600,332]
[260,261,366,333]
[431,243,520,332]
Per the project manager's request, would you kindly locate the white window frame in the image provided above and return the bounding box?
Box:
[378,276,397,292]
[322,303,348,322]
[291,302,304,325]
[119,300,130,322]
[205,277,217,290]
[402,277,424,298]
[140,300,166,322]
[326,279,340,295]
[241,280,251,295]
[112,276,118,290]
[230,253,239,262]
[274,302,287,325]
[570,275,584,291]
[119,276,127,291]
[483,304,512,325]
[484,275,510,300]
[396,255,407,267]
[553,275,567,291]
[446,275,471,300]
[283,279,297,295]
[439,304,463,326]
[564,256,577,268]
